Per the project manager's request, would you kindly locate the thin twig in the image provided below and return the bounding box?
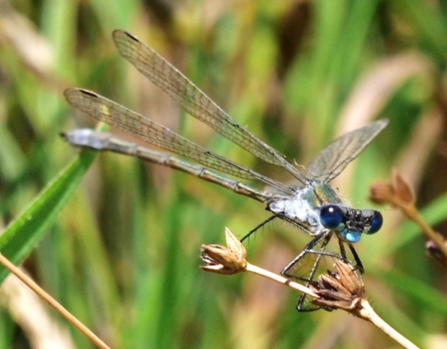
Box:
[0,254,110,349]
[249,261,419,349]
[201,228,420,349]
[357,299,419,349]
[400,204,447,259]
[245,263,319,298]
[370,169,447,262]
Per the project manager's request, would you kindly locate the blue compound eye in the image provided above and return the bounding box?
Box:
[320,205,344,229]
[366,211,383,234]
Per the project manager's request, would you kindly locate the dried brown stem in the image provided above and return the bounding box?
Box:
[201,228,419,349]
[356,299,419,349]
[245,263,319,298]
[399,203,447,260]
[249,262,419,348]
[370,169,447,262]
[0,254,110,349]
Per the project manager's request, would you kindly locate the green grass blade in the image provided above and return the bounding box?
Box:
[0,150,97,283]
[377,269,447,316]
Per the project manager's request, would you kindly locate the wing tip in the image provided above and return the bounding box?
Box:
[376,118,389,129]
[113,29,139,44]
[372,118,389,136]
[64,88,98,101]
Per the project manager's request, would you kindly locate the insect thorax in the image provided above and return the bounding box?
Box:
[267,185,333,236]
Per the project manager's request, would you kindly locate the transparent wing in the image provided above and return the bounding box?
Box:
[112,30,307,184]
[65,88,291,193]
[306,120,388,182]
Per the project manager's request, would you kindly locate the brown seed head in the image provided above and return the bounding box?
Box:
[369,169,415,207]
[310,260,365,311]
[369,181,395,205]
[200,228,247,275]
[392,169,415,205]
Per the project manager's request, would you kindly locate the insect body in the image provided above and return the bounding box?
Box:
[268,181,382,242]
[63,30,388,311]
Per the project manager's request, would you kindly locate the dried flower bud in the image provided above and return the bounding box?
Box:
[369,169,415,207]
[200,228,247,274]
[369,181,394,205]
[310,261,365,311]
[392,170,415,205]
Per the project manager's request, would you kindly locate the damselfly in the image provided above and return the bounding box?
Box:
[63,30,388,311]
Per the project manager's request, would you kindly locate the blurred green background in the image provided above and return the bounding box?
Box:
[1,0,447,348]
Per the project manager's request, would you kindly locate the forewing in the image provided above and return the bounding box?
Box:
[306,120,388,182]
[112,30,307,184]
[64,88,288,192]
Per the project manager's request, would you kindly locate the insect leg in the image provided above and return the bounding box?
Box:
[296,234,333,312]
[281,232,330,278]
[348,243,364,274]
[240,215,277,242]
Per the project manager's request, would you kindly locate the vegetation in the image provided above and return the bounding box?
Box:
[1,1,447,348]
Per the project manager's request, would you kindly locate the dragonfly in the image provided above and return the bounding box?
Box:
[63,30,388,311]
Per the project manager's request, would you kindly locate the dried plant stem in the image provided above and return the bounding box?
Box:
[249,263,419,348]
[245,263,319,298]
[370,170,447,261]
[250,263,419,349]
[247,263,419,349]
[247,262,419,348]
[0,254,110,349]
[357,299,419,349]
[201,229,419,349]
[400,203,447,260]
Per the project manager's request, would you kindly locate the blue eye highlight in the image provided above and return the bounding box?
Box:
[320,205,344,229]
[366,211,383,234]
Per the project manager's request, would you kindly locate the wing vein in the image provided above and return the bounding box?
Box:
[112,30,307,184]
[65,88,292,194]
[306,120,389,182]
